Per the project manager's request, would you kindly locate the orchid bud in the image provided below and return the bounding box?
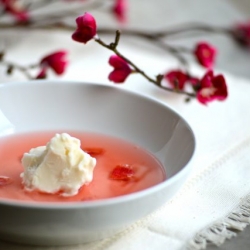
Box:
[1,0,29,22]
[196,71,228,105]
[194,42,217,69]
[40,50,68,75]
[232,21,250,47]
[112,0,127,23]
[108,55,132,83]
[72,12,97,44]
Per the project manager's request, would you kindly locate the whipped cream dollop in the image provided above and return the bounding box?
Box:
[20,133,96,196]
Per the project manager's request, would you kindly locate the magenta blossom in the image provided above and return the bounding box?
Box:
[196,70,228,105]
[108,55,132,83]
[165,70,189,90]
[72,12,97,44]
[233,20,250,47]
[0,0,29,22]
[112,0,127,23]
[194,42,217,68]
[39,50,68,76]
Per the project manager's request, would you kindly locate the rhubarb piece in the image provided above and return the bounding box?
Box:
[84,147,105,157]
[0,176,12,186]
[110,164,135,181]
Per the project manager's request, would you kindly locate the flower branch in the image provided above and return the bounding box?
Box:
[0,50,68,79]
[71,12,228,104]
[95,31,158,85]
[1,0,250,105]
[0,52,37,79]
[95,31,195,97]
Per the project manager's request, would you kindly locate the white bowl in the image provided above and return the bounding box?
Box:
[0,81,195,246]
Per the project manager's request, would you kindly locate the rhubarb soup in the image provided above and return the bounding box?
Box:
[0,131,166,202]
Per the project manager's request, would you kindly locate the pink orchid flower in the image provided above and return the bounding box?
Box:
[194,42,217,69]
[0,0,29,22]
[108,55,132,83]
[165,70,189,90]
[72,12,97,44]
[39,50,68,76]
[233,20,250,47]
[112,0,127,23]
[197,70,228,105]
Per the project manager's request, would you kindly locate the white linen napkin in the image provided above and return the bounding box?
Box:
[1,32,250,250]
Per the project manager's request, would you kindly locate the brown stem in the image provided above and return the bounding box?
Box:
[27,0,60,11]
[0,18,229,98]
[94,32,196,98]
[0,22,207,74]
[26,0,108,23]
[97,24,232,39]
[159,22,232,37]
[154,40,190,68]
[0,22,232,36]
[0,60,39,79]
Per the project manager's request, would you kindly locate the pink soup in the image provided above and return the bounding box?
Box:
[0,131,165,203]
